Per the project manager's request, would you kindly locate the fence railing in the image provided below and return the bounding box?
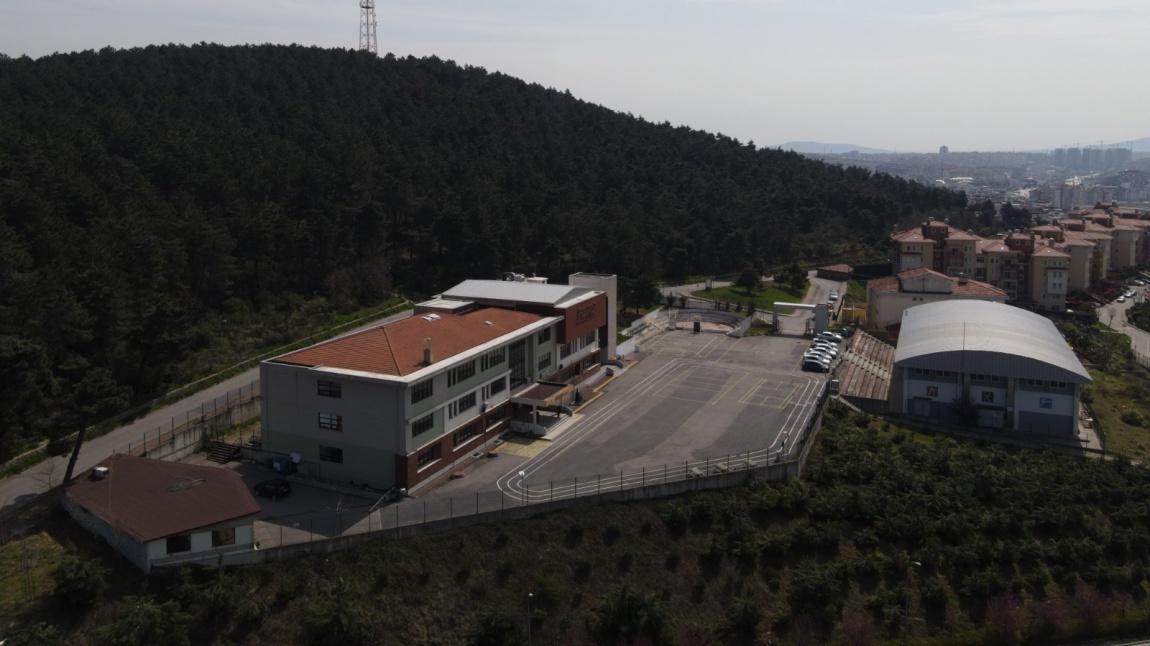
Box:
[116,381,261,462]
[153,381,831,570]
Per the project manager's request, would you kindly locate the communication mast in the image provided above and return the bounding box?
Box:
[359,0,378,55]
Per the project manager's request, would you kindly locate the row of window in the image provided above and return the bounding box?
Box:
[165,527,236,554]
[538,351,552,371]
[411,378,433,404]
[449,391,477,419]
[909,368,956,378]
[480,347,505,372]
[970,373,1006,383]
[447,361,476,388]
[453,420,481,447]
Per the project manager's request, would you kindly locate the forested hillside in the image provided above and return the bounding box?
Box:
[0,44,966,456]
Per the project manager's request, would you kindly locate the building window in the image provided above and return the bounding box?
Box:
[412,413,434,437]
[319,445,344,463]
[538,352,552,371]
[480,347,506,372]
[318,412,342,432]
[212,528,236,548]
[583,332,596,347]
[537,327,552,344]
[453,421,481,447]
[484,377,506,399]
[447,361,476,387]
[417,444,440,468]
[449,392,477,419]
[317,380,342,398]
[411,379,433,404]
[166,534,191,554]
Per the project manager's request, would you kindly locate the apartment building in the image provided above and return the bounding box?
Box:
[260,274,615,490]
[892,208,1149,311]
[891,220,1068,311]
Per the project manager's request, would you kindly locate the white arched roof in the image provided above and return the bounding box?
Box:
[893,300,1091,384]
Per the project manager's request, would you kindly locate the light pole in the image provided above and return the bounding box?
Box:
[527,591,534,643]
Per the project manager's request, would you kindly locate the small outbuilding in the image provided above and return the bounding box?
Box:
[889,300,1091,437]
[817,264,853,281]
[63,454,261,572]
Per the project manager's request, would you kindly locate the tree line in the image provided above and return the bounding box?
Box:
[0,44,967,457]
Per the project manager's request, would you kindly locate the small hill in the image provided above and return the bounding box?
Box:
[782,140,897,155]
[0,45,965,454]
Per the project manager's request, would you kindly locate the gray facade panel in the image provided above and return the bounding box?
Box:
[1017,411,1074,436]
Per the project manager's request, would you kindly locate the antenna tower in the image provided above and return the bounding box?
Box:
[359,0,378,55]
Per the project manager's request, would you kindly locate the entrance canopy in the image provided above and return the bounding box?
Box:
[511,382,574,408]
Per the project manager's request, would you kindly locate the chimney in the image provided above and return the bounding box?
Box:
[423,338,433,365]
[957,273,968,285]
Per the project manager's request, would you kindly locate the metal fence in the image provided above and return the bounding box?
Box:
[153,382,831,570]
[116,381,261,462]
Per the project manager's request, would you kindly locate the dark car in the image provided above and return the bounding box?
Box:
[254,478,292,500]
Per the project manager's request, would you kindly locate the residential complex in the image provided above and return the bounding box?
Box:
[890,205,1150,312]
[260,273,617,491]
[889,301,1091,437]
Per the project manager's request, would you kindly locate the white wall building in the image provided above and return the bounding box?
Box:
[888,301,1091,437]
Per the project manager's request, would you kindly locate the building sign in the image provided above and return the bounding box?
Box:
[981,391,995,403]
[926,386,938,398]
[1039,397,1053,409]
[561,294,607,343]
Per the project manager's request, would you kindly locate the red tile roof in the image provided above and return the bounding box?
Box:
[945,230,983,241]
[65,455,260,542]
[979,239,1012,253]
[1033,245,1071,258]
[867,269,1006,298]
[891,229,926,242]
[276,307,544,376]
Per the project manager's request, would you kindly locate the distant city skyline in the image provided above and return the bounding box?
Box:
[2,0,1147,152]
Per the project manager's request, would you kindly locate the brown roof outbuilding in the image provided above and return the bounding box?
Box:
[65,455,260,542]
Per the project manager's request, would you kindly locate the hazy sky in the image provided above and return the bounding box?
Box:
[2,0,1147,152]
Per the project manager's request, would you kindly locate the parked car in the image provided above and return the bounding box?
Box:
[1118,295,1127,303]
[804,350,834,364]
[810,341,839,355]
[816,331,844,343]
[802,359,830,373]
[254,478,292,500]
[1124,290,1135,298]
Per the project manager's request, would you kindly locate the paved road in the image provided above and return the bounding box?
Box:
[0,308,414,517]
[1098,285,1150,358]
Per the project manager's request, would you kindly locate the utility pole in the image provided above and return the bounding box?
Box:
[358,0,378,55]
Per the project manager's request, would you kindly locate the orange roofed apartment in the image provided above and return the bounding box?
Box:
[260,273,616,491]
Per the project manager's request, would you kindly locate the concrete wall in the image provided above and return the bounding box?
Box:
[261,362,405,489]
[63,496,150,571]
[868,291,1005,330]
[1067,245,1093,292]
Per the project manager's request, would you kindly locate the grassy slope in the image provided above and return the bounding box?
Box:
[1087,365,1150,462]
[691,280,807,314]
[10,408,1150,644]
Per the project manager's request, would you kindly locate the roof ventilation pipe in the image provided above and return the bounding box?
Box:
[423,338,433,365]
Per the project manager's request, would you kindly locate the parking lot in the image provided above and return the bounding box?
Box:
[474,330,828,500]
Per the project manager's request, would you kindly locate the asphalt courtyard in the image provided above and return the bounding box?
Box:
[466,330,828,502]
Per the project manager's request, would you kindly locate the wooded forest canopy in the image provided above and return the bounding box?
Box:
[0,44,966,455]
